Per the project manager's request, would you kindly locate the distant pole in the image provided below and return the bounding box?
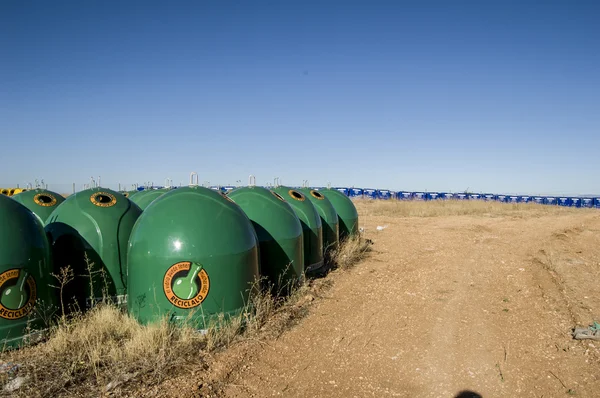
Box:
[72,183,75,193]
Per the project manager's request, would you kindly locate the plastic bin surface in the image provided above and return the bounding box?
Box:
[363,189,377,199]
[349,188,364,198]
[412,192,426,201]
[378,190,392,200]
[581,198,594,208]
[569,197,581,208]
[397,192,412,200]
[558,197,570,206]
[427,192,441,200]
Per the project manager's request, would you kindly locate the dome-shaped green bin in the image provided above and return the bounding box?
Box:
[0,195,57,348]
[11,189,66,223]
[45,188,142,312]
[123,190,141,199]
[272,186,324,275]
[129,188,171,210]
[299,188,339,253]
[317,189,359,240]
[127,186,260,330]
[227,186,304,293]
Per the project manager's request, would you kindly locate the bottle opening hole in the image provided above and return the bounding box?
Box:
[271,191,285,201]
[95,194,113,204]
[37,195,54,204]
[290,190,304,200]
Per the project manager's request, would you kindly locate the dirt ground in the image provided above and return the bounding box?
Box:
[181,201,600,398]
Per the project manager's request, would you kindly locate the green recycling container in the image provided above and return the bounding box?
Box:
[11,188,66,223]
[0,195,57,348]
[227,186,304,293]
[127,186,260,330]
[123,190,140,199]
[45,187,142,313]
[318,189,359,240]
[129,188,170,210]
[299,188,339,253]
[271,186,324,275]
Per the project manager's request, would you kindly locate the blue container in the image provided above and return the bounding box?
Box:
[532,196,545,204]
[544,196,557,205]
[482,194,496,201]
[438,192,454,200]
[349,188,364,198]
[581,198,594,208]
[222,186,236,193]
[558,197,570,207]
[363,189,377,199]
[594,198,600,208]
[569,197,581,208]
[453,193,468,200]
[427,192,441,200]
[496,195,508,203]
[520,196,532,203]
[412,192,426,201]
[334,187,350,196]
[468,193,481,200]
[507,196,520,203]
[378,190,392,200]
[397,192,412,200]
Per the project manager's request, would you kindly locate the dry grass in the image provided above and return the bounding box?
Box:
[329,234,373,270]
[0,235,372,397]
[354,198,594,218]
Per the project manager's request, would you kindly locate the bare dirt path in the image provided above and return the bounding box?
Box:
[197,204,600,398]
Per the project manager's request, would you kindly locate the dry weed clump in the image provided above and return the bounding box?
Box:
[2,304,208,397]
[354,198,593,218]
[0,235,372,397]
[329,234,373,270]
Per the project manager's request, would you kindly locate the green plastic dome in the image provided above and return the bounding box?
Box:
[129,188,171,210]
[127,186,260,330]
[227,186,304,293]
[0,195,57,348]
[11,189,66,223]
[317,189,359,240]
[45,187,142,312]
[121,190,139,199]
[271,186,324,275]
[299,188,339,253]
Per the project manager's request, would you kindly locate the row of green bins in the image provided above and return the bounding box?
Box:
[0,181,361,346]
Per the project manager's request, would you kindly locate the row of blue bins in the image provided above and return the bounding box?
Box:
[332,188,600,209]
[131,186,599,209]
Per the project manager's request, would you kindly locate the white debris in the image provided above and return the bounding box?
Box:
[4,376,27,393]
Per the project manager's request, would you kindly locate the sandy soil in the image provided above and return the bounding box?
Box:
[180,202,600,398]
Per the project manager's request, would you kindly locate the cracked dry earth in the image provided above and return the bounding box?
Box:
[189,203,600,398]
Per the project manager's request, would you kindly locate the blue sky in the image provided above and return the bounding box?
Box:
[1,0,598,195]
